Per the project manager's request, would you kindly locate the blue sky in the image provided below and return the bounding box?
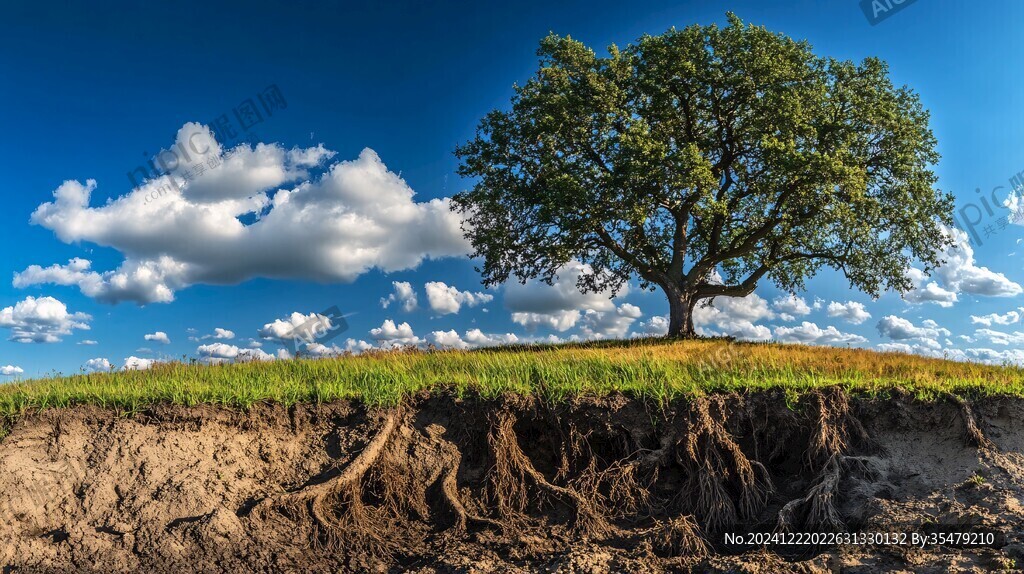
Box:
[3,0,1024,377]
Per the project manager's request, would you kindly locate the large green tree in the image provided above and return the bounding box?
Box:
[453,14,953,338]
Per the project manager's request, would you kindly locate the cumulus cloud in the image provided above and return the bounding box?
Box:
[904,226,1021,306]
[82,358,112,373]
[424,282,493,315]
[579,303,643,339]
[505,262,622,332]
[303,339,375,357]
[970,308,1024,327]
[196,343,280,364]
[189,327,236,342]
[380,281,418,312]
[972,328,1024,346]
[631,316,669,338]
[0,365,23,376]
[693,294,774,340]
[123,356,158,370]
[15,123,470,304]
[258,311,341,342]
[0,295,91,343]
[826,301,872,325]
[774,322,867,345]
[370,320,423,347]
[144,331,170,344]
[772,294,811,321]
[876,316,950,342]
[427,328,526,350]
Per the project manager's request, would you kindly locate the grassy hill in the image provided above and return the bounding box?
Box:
[2,338,1023,418]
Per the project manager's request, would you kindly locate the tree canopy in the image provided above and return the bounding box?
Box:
[454,13,954,337]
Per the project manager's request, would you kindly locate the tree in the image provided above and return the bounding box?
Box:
[453,14,954,338]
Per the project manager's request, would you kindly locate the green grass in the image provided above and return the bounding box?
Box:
[2,338,1024,420]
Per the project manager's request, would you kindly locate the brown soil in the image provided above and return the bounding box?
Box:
[2,389,1023,573]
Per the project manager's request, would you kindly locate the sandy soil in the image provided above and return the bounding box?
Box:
[1,391,1022,573]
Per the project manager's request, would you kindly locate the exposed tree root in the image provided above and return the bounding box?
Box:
[952,396,994,450]
[253,410,400,555]
[776,388,881,532]
[486,410,611,537]
[646,515,710,558]
[806,387,876,469]
[240,390,899,560]
[777,454,844,531]
[676,397,773,532]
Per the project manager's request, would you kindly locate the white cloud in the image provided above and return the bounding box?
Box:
[82,358,112,373]
[144,331,170,344]
[190,327,236,341]
[631,316,669,338]
[303,339,375,357]
[693,294,774,340]
[370,320,423,347]
[826,301,872,325]
[876,315,950,341]
[16,123,470,304]
[904,226,1021,306]
[505,261,621,332]
[579,303,643,339]
[196,343,279,364]
[774,322,867,346]
[380,281,418,312]
[258,311,339,342]
[970,308,1024,327]
[0,365,23,376]
[78,339,98,345]
[772,294,811,319]
[0,296,91,343]
[123,356,158,370]
[424,281,493,315]
[427,328,521,350]
[972,328,1024,346]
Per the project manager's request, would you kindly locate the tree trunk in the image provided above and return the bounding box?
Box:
[665,286,698,338]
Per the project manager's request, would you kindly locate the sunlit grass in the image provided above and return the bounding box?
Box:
[1,338,1023,419]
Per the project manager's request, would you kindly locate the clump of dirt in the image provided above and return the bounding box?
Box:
[1,390,1023,573]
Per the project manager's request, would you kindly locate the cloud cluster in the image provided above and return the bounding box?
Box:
[970,308,1024,327]
[424,282,493,315]
[0,365,23,376]
[904,226,1021,307]
[123,356,158,370]
[0,296,91,343]
[505,262,622,332]
[772,294,812,321]
[370,320,423,347]
[427,328,521,350]
[16,123,469,304]
[82,358,112,373]
[826,301,872,325]
[774,322,867,345]
[693,295,774,340]
[196,343,281,364]
[380,281,418,312]
[144,331,170,344]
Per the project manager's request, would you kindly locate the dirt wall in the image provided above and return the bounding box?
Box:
[1,391,1022,573]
